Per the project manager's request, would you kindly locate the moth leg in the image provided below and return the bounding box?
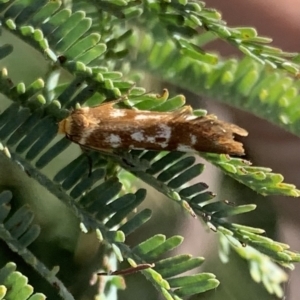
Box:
[80,146,93,177]
[113,150,151,171]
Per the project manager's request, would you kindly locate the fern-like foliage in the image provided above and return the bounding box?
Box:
[128,27,300,137]
[218,232,289,298]
[0,0,299,299]
[0,190,71,299]
[0,261,46,300]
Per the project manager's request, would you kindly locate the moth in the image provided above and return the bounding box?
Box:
[58,100,248,156]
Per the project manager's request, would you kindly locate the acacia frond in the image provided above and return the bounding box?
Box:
[130,31,300,137]
[219,232,289,298]
[0,190,72,299]
[0,0,299,299]
[87,0,299,74]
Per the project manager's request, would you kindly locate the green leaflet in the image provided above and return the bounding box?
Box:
[202,153,300,197]
[0,262,46,300]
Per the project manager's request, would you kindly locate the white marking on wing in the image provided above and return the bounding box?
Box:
[131,131,145,142]
[177,144,193,152]
[78,128,94,145]
[105,134,122,148]
[135,114,162,120]
[157,124,171,141]
[146,136,155,143]
[159,142,168,148]
[109,109,127,118]
[190,134,197,145]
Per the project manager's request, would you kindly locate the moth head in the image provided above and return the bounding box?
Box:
[58,116,72,135]
[58,109,92,138]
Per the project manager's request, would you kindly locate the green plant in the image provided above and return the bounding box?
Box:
[0,0,299,299]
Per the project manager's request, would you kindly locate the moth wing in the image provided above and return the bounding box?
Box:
[62,102,248,155]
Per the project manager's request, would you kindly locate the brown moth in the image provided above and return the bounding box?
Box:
[58,101,248,155]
